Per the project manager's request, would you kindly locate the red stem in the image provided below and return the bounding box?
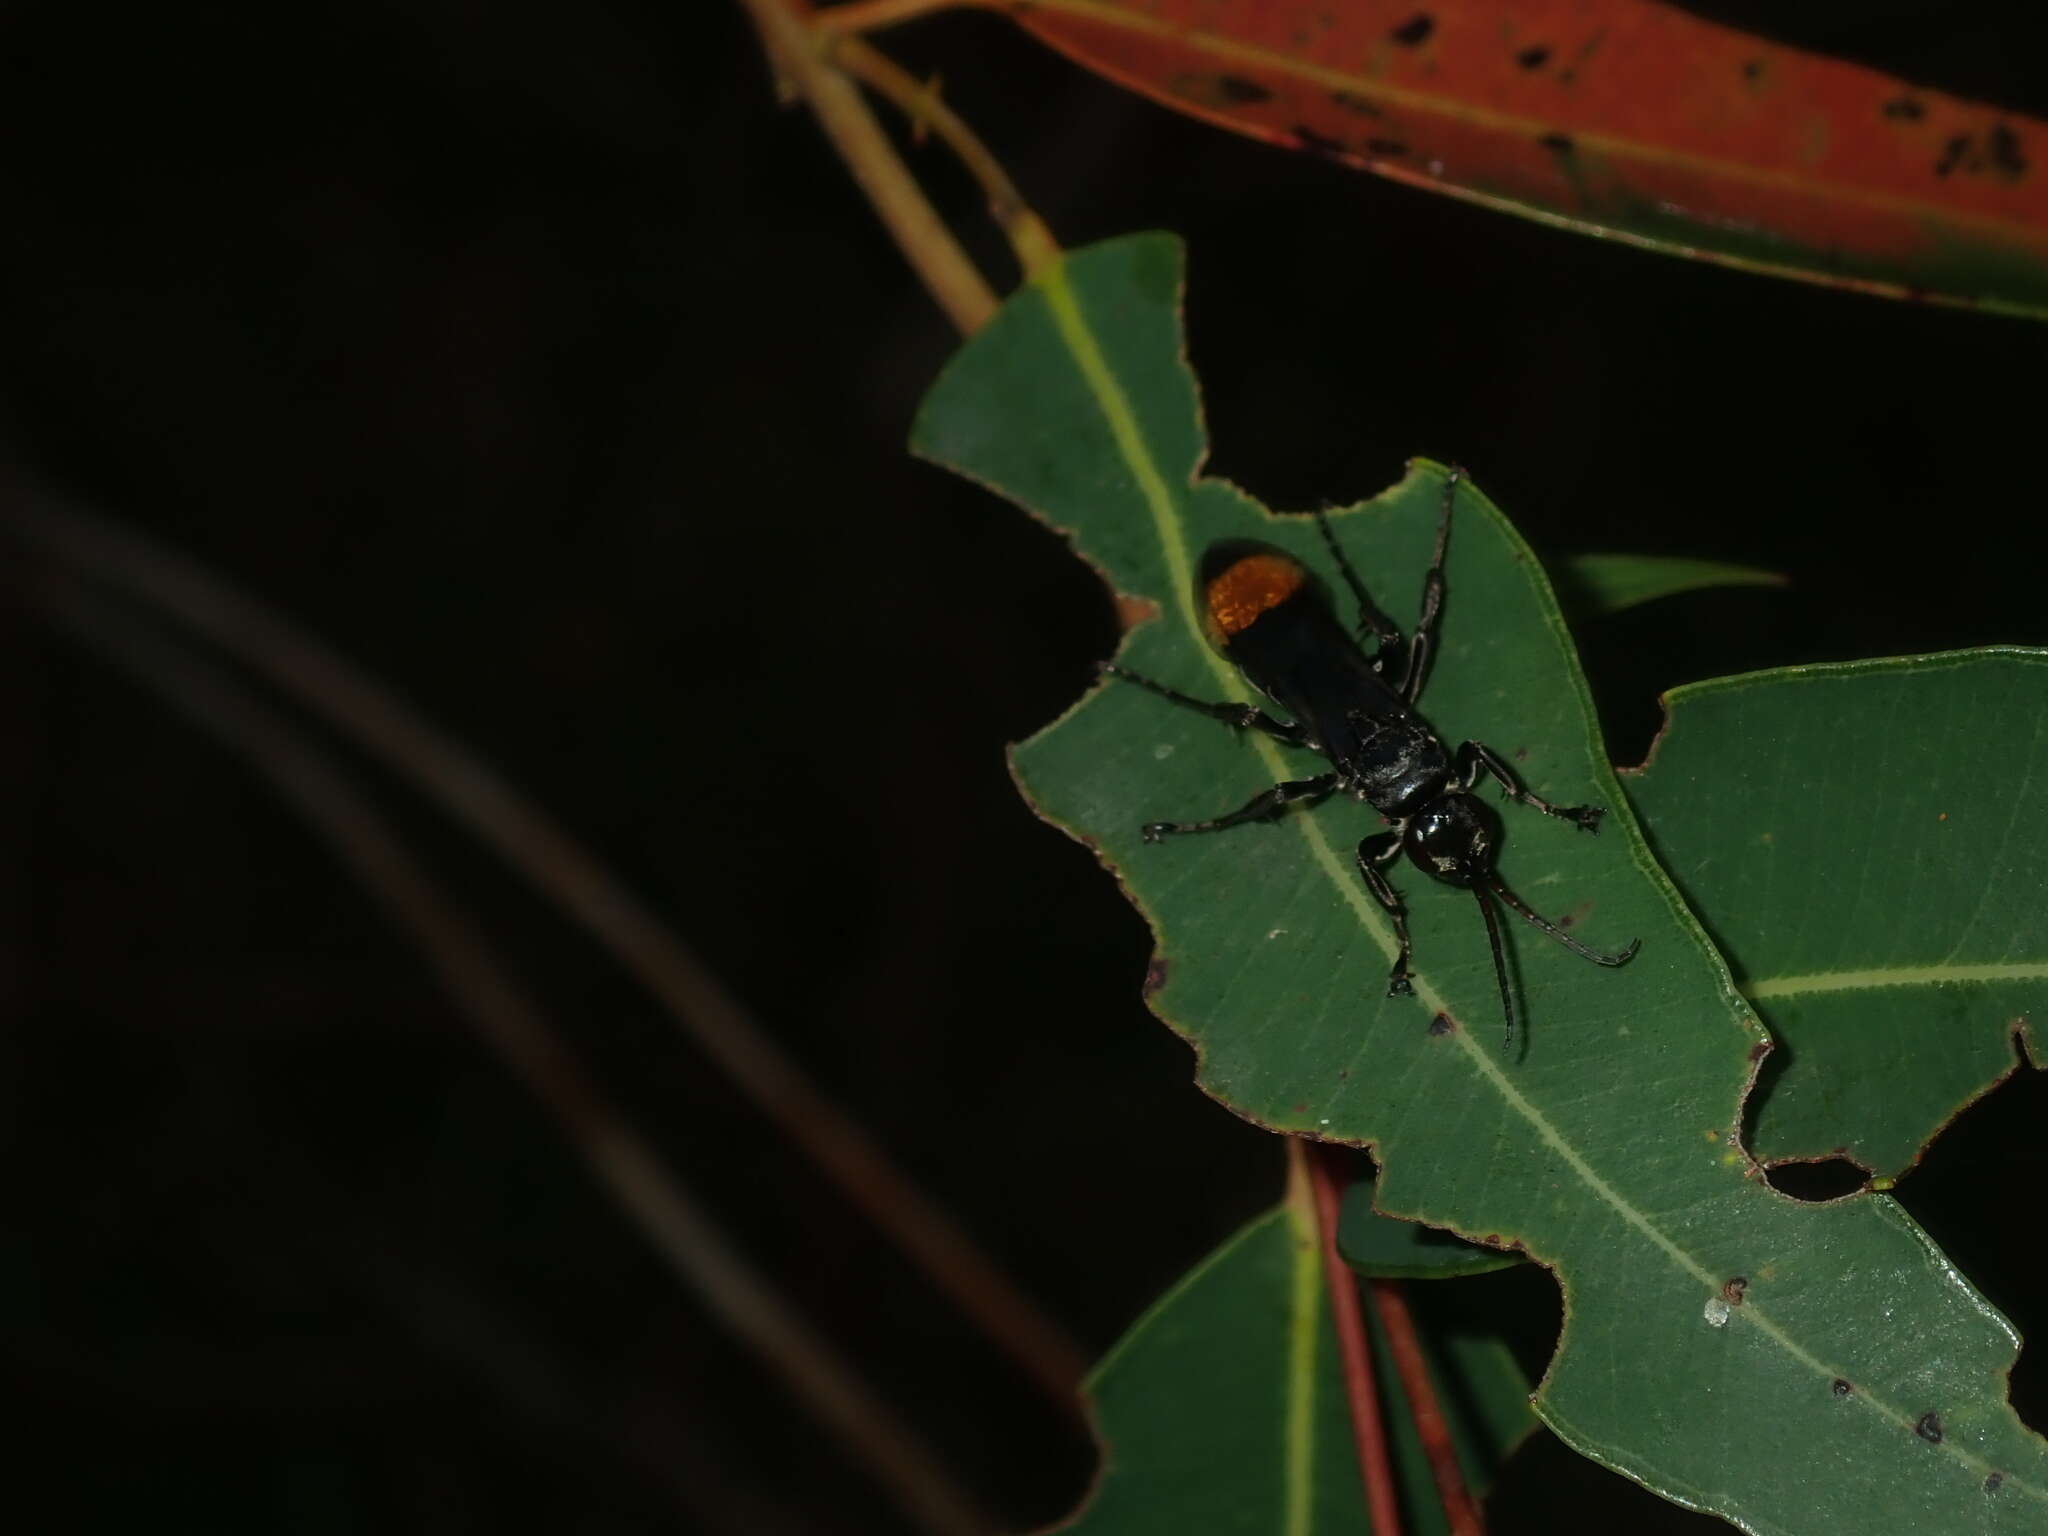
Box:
[1371,1279,1486,1535]
[1307,1144,1404,1536]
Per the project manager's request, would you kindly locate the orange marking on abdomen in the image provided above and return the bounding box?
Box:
[1206,552,1306,638]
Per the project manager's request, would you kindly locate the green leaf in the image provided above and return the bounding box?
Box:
[913,233,2048,1534]
[1625,653,2048,1176]
[1560,554,1787,616]
[1338,1179,1521,1279]
[1063,1198,1533,1535]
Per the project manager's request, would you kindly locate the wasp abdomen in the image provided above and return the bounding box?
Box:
[1199,544,1311,650]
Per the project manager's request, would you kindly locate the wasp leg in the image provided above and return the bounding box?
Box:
[1455,739,1606,832]
[1142,774,1338,843]
[1312,506,1405,660]
[1398,466,1460,703]
[1489,876,1640,968]
[1100,663,1306,746]
[1357,830,1416,996]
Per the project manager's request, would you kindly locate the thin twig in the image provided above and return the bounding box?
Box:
[812,0,975,35]
[3,489,1090,1410]
[739,0,998,332]
[1307,1143,1404,1536]
[40,581,992,1536]
[1371,1279,1485,1535]
[826,33,1060,278]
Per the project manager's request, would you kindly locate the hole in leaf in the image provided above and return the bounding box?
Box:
[1894,1066,2048,1435]
[1763,1158,1867,1202]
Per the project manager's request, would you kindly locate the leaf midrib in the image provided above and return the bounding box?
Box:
[1747,961,2048,1000]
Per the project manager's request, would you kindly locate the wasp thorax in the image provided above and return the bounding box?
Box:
[1402,793,1500,888]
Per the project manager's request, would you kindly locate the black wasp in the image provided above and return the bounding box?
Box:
[1102,468,1639,1047]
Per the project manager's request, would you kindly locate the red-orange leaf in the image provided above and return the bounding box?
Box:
[925,0,2048,314]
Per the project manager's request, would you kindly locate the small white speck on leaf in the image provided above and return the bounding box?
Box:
[1703,1296,1731,1328]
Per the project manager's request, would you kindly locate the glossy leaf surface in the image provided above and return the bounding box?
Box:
[1338,1178,1519,1279]
[917,0,2048,315]
[1626,652,2048,1176]
[1063,1196,1531,1534]
[1561,554,1787,616]
[913,233,2048,1532]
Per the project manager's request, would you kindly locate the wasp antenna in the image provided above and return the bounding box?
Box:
[1434,465,1463,566]
[1474,886,1517,1048]
[1487,877,1641,968]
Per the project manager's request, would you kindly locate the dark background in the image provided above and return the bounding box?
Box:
[6,1,2048,1531]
